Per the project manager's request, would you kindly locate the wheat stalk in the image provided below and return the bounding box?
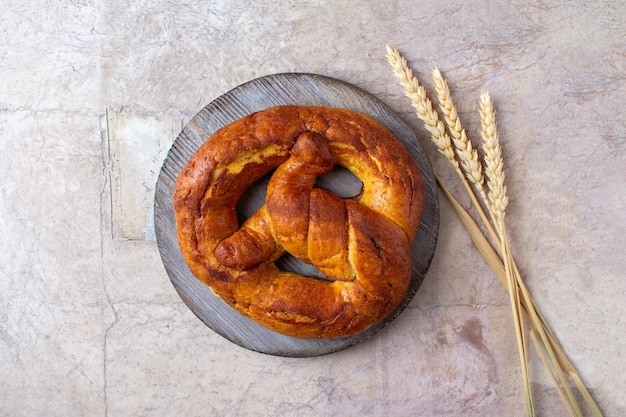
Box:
[478,88,600,417]
[478,90,534,416]
[386,44,604,417]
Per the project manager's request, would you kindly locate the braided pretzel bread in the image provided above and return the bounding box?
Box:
[174,105,423,338]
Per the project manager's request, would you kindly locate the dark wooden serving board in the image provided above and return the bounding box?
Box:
[154,73,439,357]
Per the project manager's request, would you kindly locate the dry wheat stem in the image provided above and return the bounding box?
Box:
[500,222,534,416]
[572,373,604,417]
[497,225,595,417]
[530,330,580,417]
[514,262,587,416]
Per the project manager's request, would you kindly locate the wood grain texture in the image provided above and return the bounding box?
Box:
[154,73,439,357]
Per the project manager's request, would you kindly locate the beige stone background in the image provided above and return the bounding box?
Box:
[1,1,625,416]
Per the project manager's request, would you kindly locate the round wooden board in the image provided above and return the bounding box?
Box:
[154,73,439,357]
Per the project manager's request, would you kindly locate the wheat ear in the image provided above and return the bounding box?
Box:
[480,92,509,223]
[432,68,486,194]
[385,45,460,173]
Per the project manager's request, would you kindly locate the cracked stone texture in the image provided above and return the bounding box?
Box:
[1,1,625,416]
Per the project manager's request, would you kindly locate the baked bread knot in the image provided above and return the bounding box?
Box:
[174,105,424,338]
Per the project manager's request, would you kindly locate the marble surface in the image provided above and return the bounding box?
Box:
[1,1,624,416]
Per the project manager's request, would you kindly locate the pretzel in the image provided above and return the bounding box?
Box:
[174,106,424,338]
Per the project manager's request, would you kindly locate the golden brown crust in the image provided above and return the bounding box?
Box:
[173,105,424,338]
